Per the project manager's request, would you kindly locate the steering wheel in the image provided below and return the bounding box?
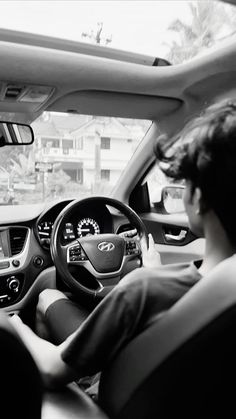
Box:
[50,197,148,298]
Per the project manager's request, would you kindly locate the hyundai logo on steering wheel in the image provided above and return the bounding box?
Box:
[98,242,115,252]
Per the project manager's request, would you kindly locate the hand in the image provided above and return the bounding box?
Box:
[141,233,161,268]
[10,314,48,355]
[10,314,74,389]
[10,314,40,344]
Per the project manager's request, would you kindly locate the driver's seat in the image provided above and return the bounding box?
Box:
[98,254,236,418]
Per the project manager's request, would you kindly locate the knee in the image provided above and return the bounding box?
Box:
[37,289,68,316]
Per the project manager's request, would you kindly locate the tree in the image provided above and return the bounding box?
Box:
[166,1,236,64]
[81,22,112,46]
[44,169,70,200]
[0,147,20,172]
[10,150,35,181]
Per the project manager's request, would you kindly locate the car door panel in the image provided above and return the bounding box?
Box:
[140,212,204,264]
[113,211,204,266]
[155,239,205,265]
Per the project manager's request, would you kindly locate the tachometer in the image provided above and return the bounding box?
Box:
[77,218,100,237]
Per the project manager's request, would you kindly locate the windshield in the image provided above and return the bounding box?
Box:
[0,1,235,64]
[0,113,150,206]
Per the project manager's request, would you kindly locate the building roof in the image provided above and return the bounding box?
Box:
[71,116,132,138]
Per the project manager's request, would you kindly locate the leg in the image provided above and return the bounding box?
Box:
[36,289,91,345]
[36,290,100,393]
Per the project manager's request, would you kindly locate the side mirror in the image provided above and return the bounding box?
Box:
[162,185,185,214]
[0,122,34,146]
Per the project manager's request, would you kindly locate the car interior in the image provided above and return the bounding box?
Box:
[0,0,236,417]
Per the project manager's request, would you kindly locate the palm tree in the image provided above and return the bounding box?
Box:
[166,1,236,64]
[10,150,35,181]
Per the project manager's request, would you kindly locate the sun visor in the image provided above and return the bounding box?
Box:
[47,91,182,120]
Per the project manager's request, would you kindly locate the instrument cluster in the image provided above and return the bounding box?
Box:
[38,217,101,246]
[36,200,113,249]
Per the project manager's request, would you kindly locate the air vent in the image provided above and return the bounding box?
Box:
[9,228,27,256]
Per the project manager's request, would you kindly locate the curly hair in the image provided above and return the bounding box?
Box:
[155,98,236,244]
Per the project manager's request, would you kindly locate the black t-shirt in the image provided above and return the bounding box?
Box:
[61,262,201,377]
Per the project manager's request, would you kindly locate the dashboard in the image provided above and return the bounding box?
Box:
[0,199,133,310]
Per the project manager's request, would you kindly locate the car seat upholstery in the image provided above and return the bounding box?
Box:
[0,311,43,419]
[99,254,236,419]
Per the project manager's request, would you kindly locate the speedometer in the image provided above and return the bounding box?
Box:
[77,218,100,237]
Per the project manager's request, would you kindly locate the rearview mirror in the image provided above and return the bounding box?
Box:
[0,122,34,146]
[162,185,185,214]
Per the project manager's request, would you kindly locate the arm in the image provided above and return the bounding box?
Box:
[10,233,161,390]
[10,314,77,389]
[11,268,149,389]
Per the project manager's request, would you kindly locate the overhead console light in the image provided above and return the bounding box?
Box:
[19,86,54,104]
[0,83,54,110]
[5,85,26,99]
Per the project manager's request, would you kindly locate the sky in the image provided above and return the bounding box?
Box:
[0,0,194,57]
[0,1,234,59]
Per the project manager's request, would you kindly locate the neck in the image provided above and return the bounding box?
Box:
[199,213,235,276]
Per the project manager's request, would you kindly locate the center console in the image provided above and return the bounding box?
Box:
[0,226,29,307]
[0,274,24,306]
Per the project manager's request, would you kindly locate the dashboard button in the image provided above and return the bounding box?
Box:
[7,277,20,293]
[0,295,8,303]
[33,256,44,267]
[12,259,20,267]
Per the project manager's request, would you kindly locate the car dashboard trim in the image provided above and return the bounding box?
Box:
[0,227,30,275]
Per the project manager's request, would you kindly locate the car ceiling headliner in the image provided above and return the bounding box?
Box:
[0,31,235,124]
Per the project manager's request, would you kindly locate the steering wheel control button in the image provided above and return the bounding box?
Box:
[0,261,10,269]
[69,245,87,262]
[125,240,139,255]
[123,229,138,238]
[33,256,44,268]
[12,259,20,268]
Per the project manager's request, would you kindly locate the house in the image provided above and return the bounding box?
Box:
[33,113,146,189]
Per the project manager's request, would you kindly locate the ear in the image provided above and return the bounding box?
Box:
[194,187,207,214]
